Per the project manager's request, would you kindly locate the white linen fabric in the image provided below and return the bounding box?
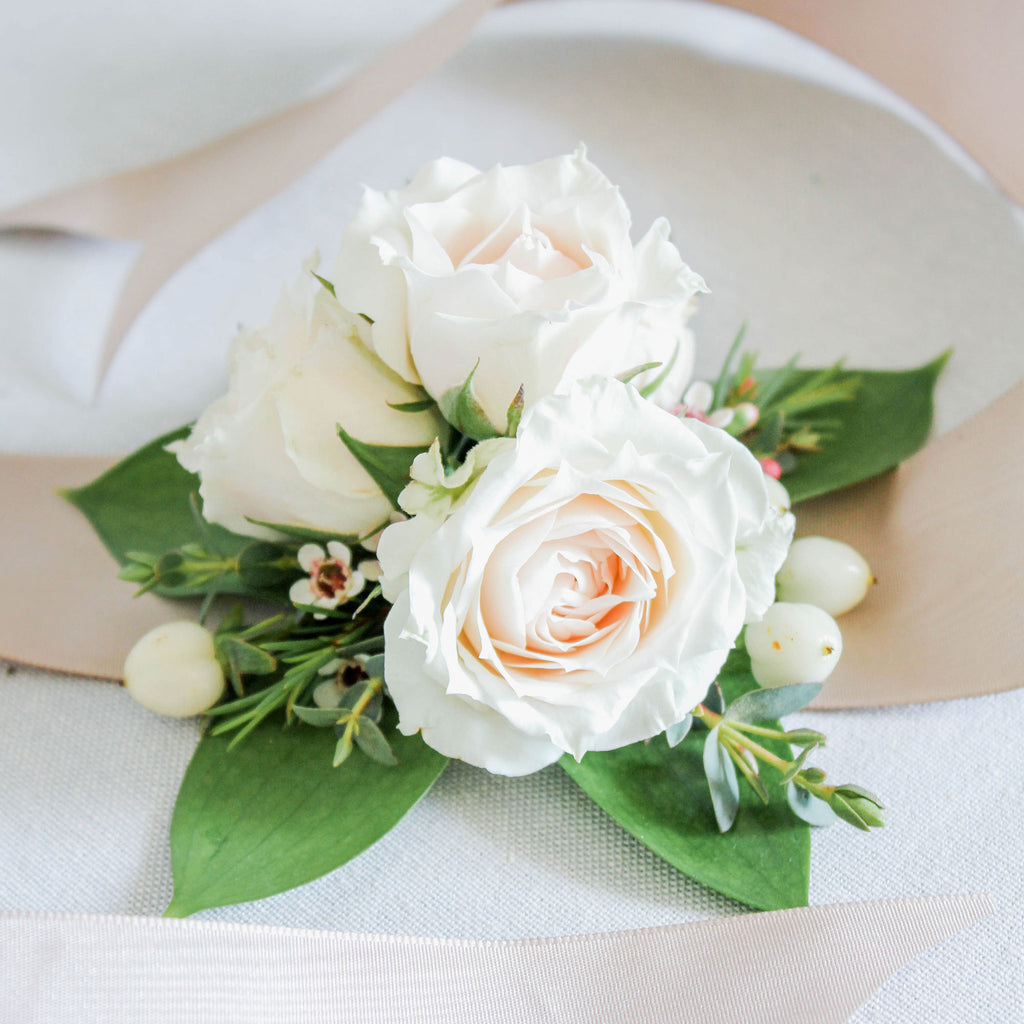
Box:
[1,3,1023,1023]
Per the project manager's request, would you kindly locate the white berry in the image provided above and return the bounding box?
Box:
[123,621,225,718]
[745,602,843,688]
[776,536,873,616]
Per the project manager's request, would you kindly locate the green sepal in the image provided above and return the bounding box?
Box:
[336,425,432,510]
[438,363,503,441]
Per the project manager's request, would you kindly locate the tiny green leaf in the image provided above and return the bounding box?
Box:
[505,385,525,437]
[311,272,336,296]
[617,361,662,386]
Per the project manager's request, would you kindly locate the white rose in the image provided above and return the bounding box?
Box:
[378,376,794,776]
[170,271,447,540]
[333,146,706,433]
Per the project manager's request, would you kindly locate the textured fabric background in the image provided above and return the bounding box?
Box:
[2,2,1022,1021]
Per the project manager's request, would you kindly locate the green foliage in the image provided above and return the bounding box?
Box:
[560,654,810,911]
[62,428,262,598]
[164,711,448,917]
[336,425,433,509]
[438,363,503,441]
[766,353,949,503]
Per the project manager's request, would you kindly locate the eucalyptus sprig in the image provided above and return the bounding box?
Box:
[691,681,884,833]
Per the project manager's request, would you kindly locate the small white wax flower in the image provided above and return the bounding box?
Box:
[289,541,366,617]
[123,622,225,717]
[776,536,873,616]
[745,602,843,688]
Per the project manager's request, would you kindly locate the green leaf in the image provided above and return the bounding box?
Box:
[438,363,502,441]
[560,652,809,910]
[291,704,343,727]
[164,713,448,916]
[388,399,438,414]
[218,637,276,677]
[353,718,399,766]
[638,340,681,399]
[336,425,431,510]
[724,682,822,724]
[243,518,360,547]
[777,352,949,503]
[61,428,259,598]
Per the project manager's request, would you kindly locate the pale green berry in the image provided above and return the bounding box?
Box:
[745,602,843,688]
[123,621,225,717]
[776,536,873,616]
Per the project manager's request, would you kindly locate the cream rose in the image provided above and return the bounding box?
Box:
[378,377,794,775]
[333,147,706,433]
[170,272,447,540]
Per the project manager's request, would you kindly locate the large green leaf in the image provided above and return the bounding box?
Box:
[779,353,948,504]
[165,713,448,916]
[61,427,256,597]
[560,653,809,911]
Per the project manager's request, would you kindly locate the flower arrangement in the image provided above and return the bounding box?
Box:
[67,147,947,915]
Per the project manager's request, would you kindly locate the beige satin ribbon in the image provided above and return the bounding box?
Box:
[806,382,1024,709]
[0,895,994,1023]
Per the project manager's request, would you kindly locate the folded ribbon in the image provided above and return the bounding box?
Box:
[0,895,994,1024]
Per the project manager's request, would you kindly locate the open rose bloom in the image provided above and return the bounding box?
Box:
[379,378,794,775]
[334,147,706,432]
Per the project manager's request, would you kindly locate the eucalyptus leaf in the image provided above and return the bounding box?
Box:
[353,718,399,766]
[560,650,809,911]
[777,352,949,503]
[665,715,693,748]
[336,425,432,509]
[363,653,386,680]
[164,713,448,916]
[725,682,822,724]
[291,705,344,727]
[787,783,838,827]
[62,428,261,599]
[703,726,740,833]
